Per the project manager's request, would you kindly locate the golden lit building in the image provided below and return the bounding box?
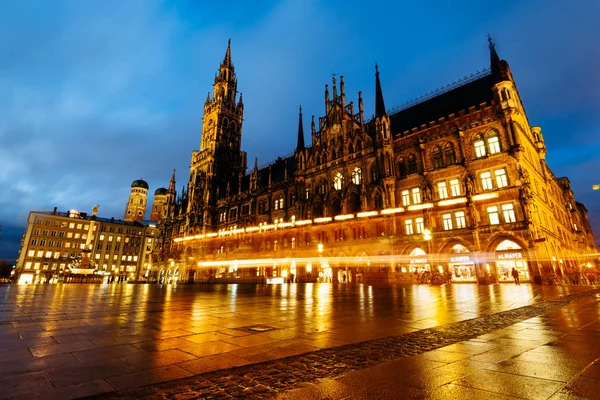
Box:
[124,179,149,222]
[15,205,157,284]
[155,38,597,285]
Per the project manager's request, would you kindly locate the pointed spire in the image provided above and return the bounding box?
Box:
[375,63,387,118]
[238,92,243,107]
[223,38,232,66]
[296,105,305,151]
[253,157,258,171]
[488,34,510,82]
[168,169,176,193]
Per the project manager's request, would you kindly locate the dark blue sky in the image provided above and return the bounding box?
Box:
[1,0,599,261]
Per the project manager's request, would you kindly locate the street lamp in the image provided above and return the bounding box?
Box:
[593,185,600,191]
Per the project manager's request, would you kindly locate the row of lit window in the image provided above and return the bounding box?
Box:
[95,254,138,262]
[34,220,89,230]
[29,239,84,249]
[32,230,87,239]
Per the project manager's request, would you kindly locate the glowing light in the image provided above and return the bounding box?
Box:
[173,238,183,243]
[277,222,293,228]
[219,231,232,236]
[472,193,499,201]
[232,229,245,234]
[205,233,218,238]
[317,243,324,253]
[314,217,332,223]
[334,214,354,221]
[295,219,313,226]
[437,197,467,207]
[194,234,205,239]
[381,207,404,215]
[407,203,434,211]
[357,211,378,218]
[245,227,259,232]
[262,224,276,230]
[423,229,432,241]
[183,236,194,241]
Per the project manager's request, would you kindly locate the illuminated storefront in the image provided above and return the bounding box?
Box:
[408,247,430,273]
[495,240,530,282]
[448,244,476,282]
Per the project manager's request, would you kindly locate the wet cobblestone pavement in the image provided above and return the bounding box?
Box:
[86,287,600,400]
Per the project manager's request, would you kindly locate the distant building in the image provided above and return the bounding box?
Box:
[15,200,158,284]
[150,38,597,285]
[124,179,149,222]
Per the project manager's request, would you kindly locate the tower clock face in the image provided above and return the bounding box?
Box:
[332,123,341,134]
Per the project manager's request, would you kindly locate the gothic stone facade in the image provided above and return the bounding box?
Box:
[154,40,597,285]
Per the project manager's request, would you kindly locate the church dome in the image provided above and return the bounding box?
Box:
[131,179,149,189]
[154,187,168,195]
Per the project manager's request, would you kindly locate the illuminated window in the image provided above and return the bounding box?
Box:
[502,203,516,223]
[99,234,105,241]
[411,188,421,204]
[104,254,109,260]
[34,262,40,270]
[36,250,43,258]
[475,139,486,158]
[116,236,121,242]
[67,232,73,238]
[113,254,118,260]
[455,211,466,229]
[305,188,310,199]
[108,235,113,242]
[450,179,461,197]
[334,173,344,190]
[495,168,508,188]
[53,252,60,259]
[415,218,424,234]
[488,136,501,154]
[291,237,296,249]
[45,251,52,258]
[27,250,35,257]
[25,262,32,270]
[74,233,80,239]
[351,167,362,185]
[69,223,75,229]
[480,172,493,191]
[487,206,500,225]
[405,220,414,235]
[408,155,418,174]
[437,182,448,200]
[443,214,453,230]
[401,190,410,206]
[274,240,278,251]
[76,223,82,230]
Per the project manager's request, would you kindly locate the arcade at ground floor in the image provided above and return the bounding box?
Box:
[152,234,599,286]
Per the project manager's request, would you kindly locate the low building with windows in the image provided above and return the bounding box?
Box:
[14,207,157,284]
[152,38,597,284]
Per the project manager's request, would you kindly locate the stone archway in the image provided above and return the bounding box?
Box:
[486,236,531,283]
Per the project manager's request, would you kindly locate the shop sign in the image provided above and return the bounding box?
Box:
[450,255,471,263]
[410,258,428,264]
[496,252,523,260]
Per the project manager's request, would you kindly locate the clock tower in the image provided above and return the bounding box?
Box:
[187,40,246,233]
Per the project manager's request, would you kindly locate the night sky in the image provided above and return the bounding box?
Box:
[1,0,599,261]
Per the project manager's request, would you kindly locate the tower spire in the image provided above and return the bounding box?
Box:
[168,169,176,192]
[223,38,232,66]
[488,34,510,82]
[375,63,387,118]
[296,105,305,151]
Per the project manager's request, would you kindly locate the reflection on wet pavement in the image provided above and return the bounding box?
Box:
[0,283,595,399]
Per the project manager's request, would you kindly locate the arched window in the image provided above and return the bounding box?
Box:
[432,146,443,168]
[333,173,344,190]
[487,133,501,154]
[351,167,362,185]
[398,157,407,178]
[319,179,327,195]
[348,143,354,154]
[408,155,418,174]
[356,140,362,152]
[331,149,337,160]
[473,134,486,158]
[371,167,378,182]
[444,143,456,165]
[374,193,384,210]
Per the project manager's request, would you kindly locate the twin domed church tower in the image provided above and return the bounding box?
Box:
[123,170,177,223]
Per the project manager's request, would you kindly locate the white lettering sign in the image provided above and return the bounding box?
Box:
[497,252,523,260]
[450,256,471,263]
[410,258,428,264]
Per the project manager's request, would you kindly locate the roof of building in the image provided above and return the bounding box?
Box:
[131,179,149,189]
[154,187,168,195]
[32,210,149,227]
[388,72,497,136]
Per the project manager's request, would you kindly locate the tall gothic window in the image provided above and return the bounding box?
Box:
[444,143,456,165]
[432,147,443,168]
[487,134,501,154]
[398,157,407,178]
[351,167,362,185]
[374,193,384,210]
[408,155,418,174]
[333,173,344,191]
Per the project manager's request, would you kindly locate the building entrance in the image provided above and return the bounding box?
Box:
[495,240,530,282]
